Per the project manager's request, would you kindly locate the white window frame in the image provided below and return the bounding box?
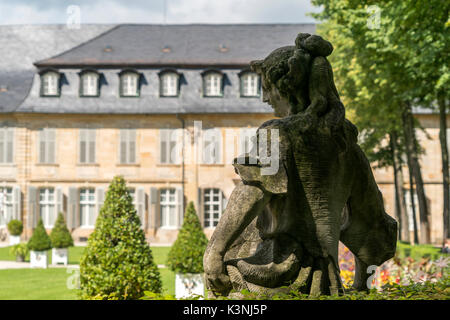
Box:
[204,188,223,228]
[160,72,179,97]
[0,128,14,164]
[81,72,99,96]
[120,72,139,97]
[119,129,137,164]
[41,72,59,96]
[0,187,13,228]
[38,128,56,164]
[79,188,96,228]
[39,188,56,228]
[241,72,260,97]
[204,72,222,97]
[79,129,96,164]
[160,188,177,229]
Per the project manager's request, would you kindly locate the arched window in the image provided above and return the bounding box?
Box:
[119,70,140,97]
[40,70,60,97]
[202,70,223,97]
[159,70,180,97]
[79,70,100,97]
[240,71,260,97]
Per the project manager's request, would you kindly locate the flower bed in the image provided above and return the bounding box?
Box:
[338,242,450,290]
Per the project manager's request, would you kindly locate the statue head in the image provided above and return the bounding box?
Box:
[250,33,333,117]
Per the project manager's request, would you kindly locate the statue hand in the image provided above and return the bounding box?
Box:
[204,252,232,296]
[287,111,318,133]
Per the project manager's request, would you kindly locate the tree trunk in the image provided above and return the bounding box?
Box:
[402,101,431,244]
[390,131,410,243]
[438,91,449,244]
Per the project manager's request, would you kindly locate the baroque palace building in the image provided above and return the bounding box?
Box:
[0,24,448,245]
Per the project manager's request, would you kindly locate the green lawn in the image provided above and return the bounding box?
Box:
[0,245,170,265]
[0,268,79,300]
[0,245,174,300]
[0,267,175,300]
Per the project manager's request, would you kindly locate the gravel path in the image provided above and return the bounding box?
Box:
[0,260,79,269]
[0,260,166,270]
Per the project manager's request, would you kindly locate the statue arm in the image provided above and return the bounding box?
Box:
[204,182,271,295]
[306,56,330,118]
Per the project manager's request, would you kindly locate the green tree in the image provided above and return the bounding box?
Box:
[27,219,52,251]
[80,176,162,300]
[167,202,208,273]
[50,213,74,248]
[311,0,449,243]
[7,219,23,236]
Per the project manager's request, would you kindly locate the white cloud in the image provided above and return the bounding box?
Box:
[0,0,319,25]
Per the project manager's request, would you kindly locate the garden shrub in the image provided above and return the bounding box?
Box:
[166,201,208,274]
[7,219,23,236]
[50,213,74,248]
[79,176,162,300]
[27,219,52,251]
[10,243,29,261]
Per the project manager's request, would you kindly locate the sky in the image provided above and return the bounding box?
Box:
[0,0,321,25]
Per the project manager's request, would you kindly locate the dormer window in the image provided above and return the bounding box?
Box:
[80,71,99,97]
[159,70,179,97]
[40,70,60,97]
[240,71,260,97]
[202,71,223,97]
[119,70,140,97]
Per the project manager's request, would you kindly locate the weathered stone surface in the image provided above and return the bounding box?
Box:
[203,33,398,298]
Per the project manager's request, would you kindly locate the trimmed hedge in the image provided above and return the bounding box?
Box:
[50,213,74,248]
[79,176,162,300]
[27,219,52,251]
[7,220,23,236]
[166,201,208,274]
[142,278,450,300]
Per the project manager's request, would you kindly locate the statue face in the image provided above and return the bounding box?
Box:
[261,74,291,118]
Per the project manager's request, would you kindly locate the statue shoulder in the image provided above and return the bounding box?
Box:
[257,119,290,139]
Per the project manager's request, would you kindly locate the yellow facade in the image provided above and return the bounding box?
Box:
[0,112,448,244]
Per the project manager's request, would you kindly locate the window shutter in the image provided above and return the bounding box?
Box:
[160,129,168,163]
[89,129,96,163]
[0,130,4,163]
[12,186,21,221]
[67,187,79,229]
[47,129,56,163]
[215,131,222,164]
[95,187,105,223]
[136,187,146,229]
[119,130,127,164]
[149,187,160,229]
[27,186,38,229]
[176,188,184,228]
[198,188,204,227]
[79,130,86,163]
[6,129,13,163]
[39,130,46,163]
[56,187,63,215]
[129,130,136,164]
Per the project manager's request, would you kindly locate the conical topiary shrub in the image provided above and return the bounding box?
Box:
[80,176,162,300]
[28,219,52,252]
[167,201,208,274]
[50,213,74,248]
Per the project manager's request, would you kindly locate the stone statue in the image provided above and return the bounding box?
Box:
[203,33,398,298]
